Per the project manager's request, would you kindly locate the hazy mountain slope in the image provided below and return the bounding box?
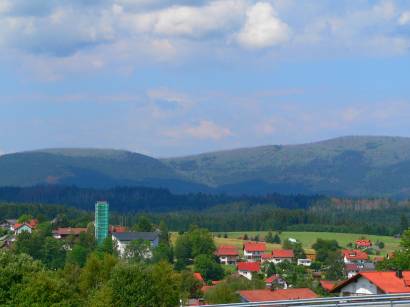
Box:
[163,136,410,197]
[0,148,205,192]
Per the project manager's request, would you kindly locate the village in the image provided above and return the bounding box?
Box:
[1,201,409,306]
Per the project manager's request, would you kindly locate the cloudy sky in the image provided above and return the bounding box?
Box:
[1,0,410,157]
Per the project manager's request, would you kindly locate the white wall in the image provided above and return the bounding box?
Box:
[339,277,379,296]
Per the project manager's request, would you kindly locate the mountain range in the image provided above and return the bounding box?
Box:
[2,136,410,198]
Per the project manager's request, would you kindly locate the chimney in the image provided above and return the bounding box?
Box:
[396,270,403,279]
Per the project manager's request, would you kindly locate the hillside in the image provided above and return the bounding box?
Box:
[2,136,410,197]
[0,148,206,192]
[164,136,410,197]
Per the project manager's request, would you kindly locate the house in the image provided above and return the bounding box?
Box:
[355,239,372,249]
[0,219,17,231]
[109,225,127,233]
[13,219,38,235]
[297,258,312,267]
[243,242,266,262]
[52,227,88,239]
[215,245,239,265]
[331,271,410,296]
[194,272,205,284]
[112,232,159,257]
[320,280,337,292]
[342,249,369,264]
[237,262,261,280]
[239,288,318,302]
[265,274,288,289]
[261,249,294,264]
[345,263,360,278]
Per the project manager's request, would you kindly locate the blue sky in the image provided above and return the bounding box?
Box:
[1,0,410,157]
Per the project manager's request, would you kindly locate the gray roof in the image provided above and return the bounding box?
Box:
[112,232,159,242]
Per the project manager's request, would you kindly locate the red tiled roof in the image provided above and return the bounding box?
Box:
[320,280,336,292]
[109,225,127,233]
[265,275,280,283]
[331,271,410,294]
[261,253,273,259]
[215,245,239,256]
[272,249,294,258]
[201,285,214,293]
[342,249,369,261]
[244,242,266,252]
[356,239,372,247]
[194,272,204,283]
[239,288,318,302]
[53,227,88,235]
[237,262,261,272]
[14,219,38,230]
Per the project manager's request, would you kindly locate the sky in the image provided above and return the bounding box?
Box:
[1,0,410,157]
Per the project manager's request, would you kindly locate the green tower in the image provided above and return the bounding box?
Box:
[95,201,109,244]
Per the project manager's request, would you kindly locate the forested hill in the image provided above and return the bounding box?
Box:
[0,186,322,213]
[2,136,410,197]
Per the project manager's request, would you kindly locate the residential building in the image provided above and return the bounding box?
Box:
[95,201,109,244]
[13,219,38,235]
[112,232,159,257]
[331,271,410,296]
[265,275,288,289]
[297,258,312,267]
[320,280,337,292]
[215,245,239,265]
[52,227,88,239]
[0,219,17,231]
[355,239,372,249]
[237,262,260,280]
[243,242,266,262]
[109,225,127,233]
[262,249,294,264]
[239,288,318,302]
[342,249,369,264]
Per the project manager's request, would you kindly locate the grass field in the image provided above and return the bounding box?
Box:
[214,231,400,256]
[171,231,400,256]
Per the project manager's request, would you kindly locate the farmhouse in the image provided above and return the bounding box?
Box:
[342,249,369,264]
[237,262,260,280]
[215,245,239,265]
[243,242,266,262]
[52,227,88,239]
[13,219,38,235]
[112,232,159,257]
[239,288,318,302]
[262,249,294,264]
[331,271,410,296]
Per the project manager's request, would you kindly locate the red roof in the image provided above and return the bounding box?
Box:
[194,272,204,283]
[14,219,38,230]
[239,288,318,302]
[272,249,294,258]
[109,225,127,233]
[261,253,273,259]
[53,227,88,236]
[320,280,336,292]
[332,271,410,294]
[215,245,239,256]
[244,242,266,252]
[342,249,369,261]
[201,285,214,293]
[237,262,261,272]
[265,275,280,283]
[356,239,372,247]
[211,280,223,285]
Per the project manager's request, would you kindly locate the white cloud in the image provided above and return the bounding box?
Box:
[237,2,290,49]
[399,11,410,25]
[165,120,232,140]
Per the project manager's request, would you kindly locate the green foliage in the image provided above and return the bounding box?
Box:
[18,214,33,223]
[180,271,202,300]
[66,245,88,267]
[152,243,173,264]
[312,239,340,263]
[110,262,180,307]
[323,251,345,281]
[134,216,153,232]
[262,261,276,276]
[276,261,313,288]
[283,239,306,260]
[193,254,224,282]
[124,239,152,262]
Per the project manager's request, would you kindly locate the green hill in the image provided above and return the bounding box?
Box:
[2,136,410,197]
[164,136,410,197]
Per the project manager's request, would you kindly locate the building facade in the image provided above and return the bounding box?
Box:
[95,201,109,244]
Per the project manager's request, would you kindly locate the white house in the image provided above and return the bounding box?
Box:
[215,245,239,265]
[342,249,369,265]
[243,242,266,262]
[237,262,260,280]
[262,249,294,264]
[331,271,410,296]
[112,232,159,257]
[297,258,312,267]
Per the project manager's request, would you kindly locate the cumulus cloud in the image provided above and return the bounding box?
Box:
[165,120,232,140]
[237,2,290,49]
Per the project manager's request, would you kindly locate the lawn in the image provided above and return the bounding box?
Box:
[214,231,400,256]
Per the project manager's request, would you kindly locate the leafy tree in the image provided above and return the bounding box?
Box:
[194,254,224,282]
[283,239,306,260]
[204,282,239,304]
[99,236,114,255]
[265,231,273,243]
[17,214,33,223]
[124,239,152,262]
[134,216,153,232]
[158,220,170,245]
[243,234,249,240]
[66,244,88,267]
[262,261,276,276]
[312,239,340,262]
[0,252,43,305]
[401,214,409,234]
[42,236,66,269]
[86,284,113,307]
[152,243,173,263]
[324,251,345,281]
[273,233,281,244]
[11,271,78,307]
[180,270,202,299]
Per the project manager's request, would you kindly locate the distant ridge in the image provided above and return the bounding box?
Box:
[2,136,410,197]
